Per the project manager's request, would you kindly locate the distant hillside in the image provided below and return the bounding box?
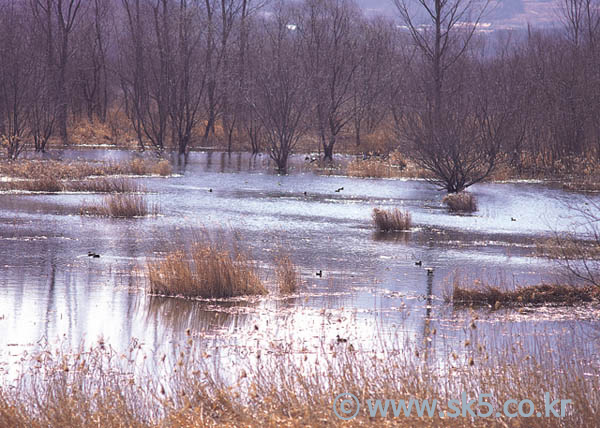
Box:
[355,0,562,29]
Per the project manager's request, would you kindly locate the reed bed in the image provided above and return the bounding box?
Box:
[147,241,267,298]
[372,208,411,232]
[0,175,63,192]
[0,333,598,428]
[451,280,600,307]
[80,193,158,218]
[0,158,171,181]
[443,192,477,212]
[346,158,401,178]
[64,177,142,193]
[275,254,300,294]
[345,153,426,179]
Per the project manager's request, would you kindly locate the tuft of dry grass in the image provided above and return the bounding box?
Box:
[372,208,411,232]
[80,193,158,218]
[147,241,267,299]
[275,254,300,294]
[443,192,477,212]
[451,281,600,307]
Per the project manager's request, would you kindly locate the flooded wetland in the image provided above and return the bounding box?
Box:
[1,151,599,365]
[1,150,600,426]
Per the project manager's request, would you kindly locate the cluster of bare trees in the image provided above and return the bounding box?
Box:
[0,0,599,187]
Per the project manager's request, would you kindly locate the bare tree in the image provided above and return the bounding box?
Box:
[31,0,84,145]
[168,0,207,155]
[394,0,500,192]
[250,5,310,173]
[351,17,397,147]
[298,0,362,161]
[0,2,33,159]
[74,0,111,123]
[120,0,148,151]
[559,0,600,47]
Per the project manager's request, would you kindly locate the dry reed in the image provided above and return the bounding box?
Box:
[80,193,158,218]
[147,241,267,298]
[372,208,412,232]
[64,177,142,193]
[275,254,300,294]
[451,280,600,307]
[443,192,477,212]
[0,332,597,428]
[0,158,171,181]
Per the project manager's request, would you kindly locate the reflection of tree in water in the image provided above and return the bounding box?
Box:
[144,296,255,338]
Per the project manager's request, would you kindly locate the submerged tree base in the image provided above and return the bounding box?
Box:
[452,283,600,307]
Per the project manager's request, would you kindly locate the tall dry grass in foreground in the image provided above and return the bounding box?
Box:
[443,192,477,212]
[80,193,158,218]
[0,334,598,428]
[147,241,267,298]
[372,208,412,231]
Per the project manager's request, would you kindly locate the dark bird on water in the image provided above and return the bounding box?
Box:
[316,270,323,277]
[209,188,213,193]
[511,217,517,221]
[335,187,344,193]
[336,335,348,343]
[415,261,422,266]
[88,252,100,258]
[426,267,434,275]
[303,191,307,196]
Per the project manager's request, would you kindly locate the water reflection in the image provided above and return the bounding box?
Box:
[144,296,254,336]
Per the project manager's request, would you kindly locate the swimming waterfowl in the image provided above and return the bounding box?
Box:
[415,261,422,266]
[316,270,323,277]
[426,267,434,275]
[336,335,348,343]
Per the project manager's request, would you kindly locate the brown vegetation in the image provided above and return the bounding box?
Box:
[64,178,142,193]
[0,175,63,193]
[147,241,267,299]
[451,281,600,307]
[80,194,158,218]
[443,192,477,212]
[275,254,300,294]
[0,333,597,427]
[0,159,171,181]
[372,208,411,232]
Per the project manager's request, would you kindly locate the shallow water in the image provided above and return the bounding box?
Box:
[1,150,599,377]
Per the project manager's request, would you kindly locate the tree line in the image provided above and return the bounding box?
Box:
[0,0,599,191]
